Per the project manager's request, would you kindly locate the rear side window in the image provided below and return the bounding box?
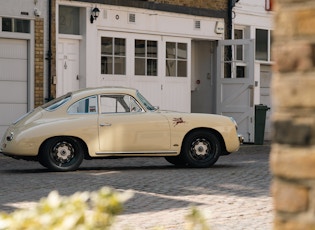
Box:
[68,96,98,114]
[42,93,72,111]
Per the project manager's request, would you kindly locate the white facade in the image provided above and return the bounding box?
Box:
[56,1,225,113]
[0,0,274,143]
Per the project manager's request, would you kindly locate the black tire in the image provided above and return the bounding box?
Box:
[39,137,84,172]
[181,131,221,168]
[164,156,187,166]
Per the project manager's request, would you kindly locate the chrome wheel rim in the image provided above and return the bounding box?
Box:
[52,141,75,164]
[190,138,211,160]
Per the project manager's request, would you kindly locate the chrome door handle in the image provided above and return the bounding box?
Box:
[100,123,111,127]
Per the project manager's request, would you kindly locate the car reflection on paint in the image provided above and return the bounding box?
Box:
[0,87,242,172]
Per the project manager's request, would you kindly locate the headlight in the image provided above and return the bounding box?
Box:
[229,117,238,130]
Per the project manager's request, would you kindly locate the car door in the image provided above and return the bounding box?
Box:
[97,94,171,154]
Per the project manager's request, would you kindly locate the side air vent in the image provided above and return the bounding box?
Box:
[194,20,201,29]
[129,13,136,23]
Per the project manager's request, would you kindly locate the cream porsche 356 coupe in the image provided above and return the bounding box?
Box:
[0,87,243,172]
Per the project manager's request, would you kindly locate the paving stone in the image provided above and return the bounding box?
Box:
[0,143,272,229]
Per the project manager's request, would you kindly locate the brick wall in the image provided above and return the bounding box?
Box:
[50,0,57,100]
[153,0,227,10]
[34,18,44,107]
[34,1,56,105]
[271,0,315,228]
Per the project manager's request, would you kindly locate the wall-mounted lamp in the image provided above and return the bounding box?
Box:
[90,7,100,23]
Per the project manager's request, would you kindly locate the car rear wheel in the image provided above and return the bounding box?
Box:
[181,131,221,167]
[39,137,84,172]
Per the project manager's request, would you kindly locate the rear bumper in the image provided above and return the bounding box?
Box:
[238,134,244,144]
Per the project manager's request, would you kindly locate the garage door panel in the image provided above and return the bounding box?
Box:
[0,104,27,125]
[0,39,27,59]
[0,59,27,81]
[0,82,27,104]
[0,38,28,140]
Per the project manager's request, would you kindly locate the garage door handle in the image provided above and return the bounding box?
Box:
[100,123,111,127]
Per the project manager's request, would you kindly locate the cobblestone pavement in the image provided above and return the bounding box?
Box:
[0,143,272,229]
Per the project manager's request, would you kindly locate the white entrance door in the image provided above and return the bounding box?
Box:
[0,38,28,138]
[216,39,255,142]
[57,39,80,96]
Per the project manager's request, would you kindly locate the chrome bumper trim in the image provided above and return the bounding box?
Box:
[238,134,244,144]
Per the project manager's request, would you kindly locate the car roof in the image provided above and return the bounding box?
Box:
[70,86,138,98]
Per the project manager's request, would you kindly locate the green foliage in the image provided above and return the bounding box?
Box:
[0,187,132,230]
[0,187,210,230]
[185,207,210,230]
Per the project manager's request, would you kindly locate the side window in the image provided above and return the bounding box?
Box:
[68,96,98,114]
[166,42,187,77]
[101,37,126,75]
[100,95,143,113]
[135,39,158,76]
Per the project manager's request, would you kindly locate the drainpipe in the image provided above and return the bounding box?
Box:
[227,0,239,39]
[46,0,52,102]
[227,0,233,40]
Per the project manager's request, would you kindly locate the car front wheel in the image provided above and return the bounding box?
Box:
[181,131,221,168]
[39,137,84,172]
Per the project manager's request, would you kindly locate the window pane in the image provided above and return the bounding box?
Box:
[135,58,145,75]
[256,29,268,61]
[236,45,243,61]
[234,29,243,39]
[2,18,12,31]
[224,63,232,78]
[166,60,176,76]
[100,96,117,113]
[147,41,157,58]
[15,19,30,33]
[115,38,125,56]
[101,57,113,74]
[68,96,97,114]
[234,30,244,61]
[135,40,145,57]
[177,43,187,59]
[114,57,126,74]
[236,66,245,78]
[100,95,130,113]
[177,60,187,77]
[59,5,80,35]
[166,42,176,59]
[101,37,113,55]
[129,97,142,112]
[42,93,72,111]
[147,59,157,76]
[2,18,30,33]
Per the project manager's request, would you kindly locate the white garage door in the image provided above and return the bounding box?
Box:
[0,38,28,139]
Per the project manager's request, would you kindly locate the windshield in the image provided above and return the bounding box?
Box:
[136,91,156,111]
[41,93,72,111]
